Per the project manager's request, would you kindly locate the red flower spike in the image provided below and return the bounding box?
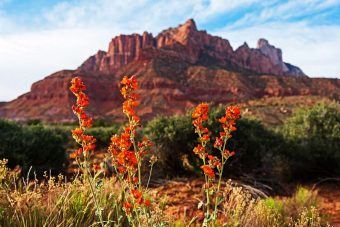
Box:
[144,200,151,206]
[214,137,223,148]
[131,189,142,199]
[201,165,215,178]
[108,76,155,219]
[193,144,205,155]
[123,202,133,214]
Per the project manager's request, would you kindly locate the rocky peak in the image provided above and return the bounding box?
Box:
[156,19,233,63]
[79,50,107,72]
[180,18,198,32]
[232,39,306,76]
[238,42,250,50]
[156,19,199,48]
[256,38,286,69]
[256,38,270,48]
[79,32,156,74]
[78,19,305,76]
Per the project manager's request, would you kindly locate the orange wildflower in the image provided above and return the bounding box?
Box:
[136,196,144,205]
[144,200,151,206]
[123,202,133,214]
[131,189,142,199]
[192,103,209,120]
[201,165,215,178]
[222,150,236,158]
[120,75,138,98]
[108,76,155,220]
[69,77,96,158]
[214,137,223,148]
[200,133,210,142]
[193,144,205,156]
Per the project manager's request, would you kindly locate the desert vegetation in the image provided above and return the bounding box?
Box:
[0,76,339,226]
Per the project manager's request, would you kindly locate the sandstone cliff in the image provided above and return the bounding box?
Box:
[0,19,338,123]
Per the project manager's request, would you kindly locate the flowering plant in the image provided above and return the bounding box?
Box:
[108,76,156,225]
[69,77,104,225]
[70,75,157,226]
[192,103,240,225]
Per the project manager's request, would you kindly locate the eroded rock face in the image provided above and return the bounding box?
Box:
[0,19,338,123]
[0,71,120,122]
[233,39,305,76]
[79,19,304,77]
[79,32,155,74]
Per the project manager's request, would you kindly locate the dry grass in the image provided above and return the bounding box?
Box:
[151,179,328,227]
[0,159,329,226]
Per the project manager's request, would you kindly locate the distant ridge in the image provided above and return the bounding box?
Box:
[0,19,338,122]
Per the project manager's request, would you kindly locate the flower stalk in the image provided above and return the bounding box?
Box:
[192,103,240,225]
[108,75,154,226]
[69,77,104,226]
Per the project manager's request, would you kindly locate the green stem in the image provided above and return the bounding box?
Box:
[213,135,229,220]
[132,129,141,190]
[213,157,224,219]
[197,130,211,223]
[146,163,154,189]
[128,115,142,190]
[202,157,210,220]
[78,129,104,226]
[85,167,105,227]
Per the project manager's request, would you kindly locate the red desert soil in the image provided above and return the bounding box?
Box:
[315,183,340,226]
[148,179,340,226]
[68,155,340,225]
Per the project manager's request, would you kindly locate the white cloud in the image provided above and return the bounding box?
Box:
[193,0,262,22]
[41,0,194,32]
[226,0,340,30]
[0,11,13,33]
[0,28,117,101]
[213,22,340,77]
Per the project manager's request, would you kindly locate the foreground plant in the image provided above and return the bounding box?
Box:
[0,158,326,227]
[192,103,240,226]
[108,75,156,226]
[69,77,105,226]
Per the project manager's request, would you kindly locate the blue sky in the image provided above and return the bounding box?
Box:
[0,0,340,101]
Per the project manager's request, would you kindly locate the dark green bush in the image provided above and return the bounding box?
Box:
[2,101,337,181]
[87,124,123,150]
[0,118,123,175]
[0,119,67,174]
[0,119,26,167]
[145,106,289,181]
[282,102,340,178]
[144,114,197,177]
[207,106,289,180]
[23,125,67,173]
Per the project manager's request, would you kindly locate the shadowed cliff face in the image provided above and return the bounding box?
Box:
[0,19,338,123]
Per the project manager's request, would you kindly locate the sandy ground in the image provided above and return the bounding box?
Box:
[316,183,340,226]
[149,179,340,226]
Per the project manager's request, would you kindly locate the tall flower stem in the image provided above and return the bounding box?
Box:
[213,137,228,219]
[192,103,240,226]
[108,75,154,226]
[69,77,104,227]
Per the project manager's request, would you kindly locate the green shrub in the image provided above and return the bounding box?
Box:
[144,114,197,177]
[282,102,340,177]
[0,119,27,169]
[145,106,289,181]
[207,106,290,180]
[0,119,67,174]
[22,124,67,173]
[87,124,122,150]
